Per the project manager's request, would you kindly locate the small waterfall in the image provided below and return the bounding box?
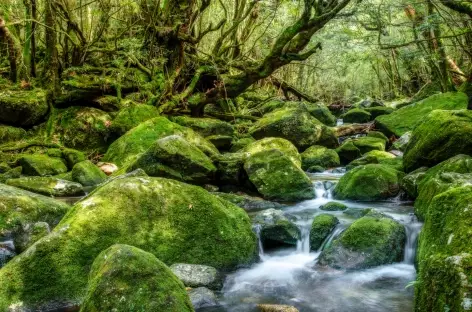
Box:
[314,181,326,198]
[319,225,345,252]
[313,181,335,199]
[336,119,344,126]
[253,224,264,258]
[403,216,422,264]
[296,225,311,254]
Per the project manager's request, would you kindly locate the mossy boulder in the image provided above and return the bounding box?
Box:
[340,108,371,123]
[62,148,86,169]
[0,177,256,310]
[415,186,472,312]
[6,177,84,197]
[0,183,70,239]
[243,137,301,167]
[215,152,248,186]
[71,160,107,186]
[334,164,404,201]
[80,244,193,312]
[129,135,217,184]
[403,110,472,172]
[254,209,300,248]
[401,167,428,199]
[171,116,235,138]
[367,131,388,143]
[320,202,347,211]
[244,149,315,201]
[364,106,394,119]
[336,137,386,165]
[347,151,401,171]
[212,192,284,211]
[0,125,27,144]
[110,103,159,135]
[335,140,361,165]
[375,92,468,137]
[249,106,337,150]
[103,117,219,167]
[310,214,338,251]
[301,146,340,171]
[0,89,48,126]
[0,162,10,173]
[230,137,256,152]
[0,167,22,183]
[53,107,113,154]
[19,155,68,176]
[318,211,406,269]
[391,131,411,152]
[304,102,337,126]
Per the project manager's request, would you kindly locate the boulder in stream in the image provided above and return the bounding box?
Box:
[170,263,222,290]
[310,214,339,251]
[301,145,340,171]
[188,287,219,310]
[254,208,300,249]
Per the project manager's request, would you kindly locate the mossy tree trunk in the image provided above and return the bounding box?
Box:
[0,17,21,82]
[41,0,59,94]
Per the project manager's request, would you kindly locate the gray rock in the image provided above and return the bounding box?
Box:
[170,263,222,290]
[254,209,300,248]
[391,131,411,152]
[0,240,15,268]
[188,287,219,310]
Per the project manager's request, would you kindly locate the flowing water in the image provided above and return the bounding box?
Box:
[205,169,422,312]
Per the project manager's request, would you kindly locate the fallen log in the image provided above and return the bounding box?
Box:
[334,122,374,137]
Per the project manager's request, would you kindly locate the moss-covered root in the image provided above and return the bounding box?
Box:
[80,244,194,312]
[0,177,256,310]
[310,214,338,251]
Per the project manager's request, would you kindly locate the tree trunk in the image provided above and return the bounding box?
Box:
[0,17,20,82]
[41,0,59,94]
[31,0,37,77]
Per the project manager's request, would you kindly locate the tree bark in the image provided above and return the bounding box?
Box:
[0,17,20,82]
[41,0,59,94]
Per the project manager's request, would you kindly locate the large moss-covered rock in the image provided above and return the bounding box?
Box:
[0,89,48,126]
[129,135,216,184]
[103,117,219,167]
[375,92,468,137]
[318,211,405,269]
[340,108,371,123]
[258,101,336,126]
[0,177,256,310]
[391,131,411,152]
[213,192,284,211]
[336,137,386,165]
[171,116,234,137]
[80,244,193,312]
[230,137,255,152]
[310,214,338,251]
[401,167,428,199]
[249,106,337,150]
[71,160,107,186]
[403,110,472,172]
[416,186,472,312]
[110,103,159,135]
[215,152,248,186]
[335,140,361,165]
[334,164,403,200]
[243,137,301,167]
[6,177,84,197]
[0,183,70,239]
[244,149,315,201]
[19,155,68,176]
[301,146,340,171]
[347,151,402,171]
[0,125,27,144]
[254,209,300,248]
[52,107,113,154]
[364,106,394,119]
[320,202,347,211]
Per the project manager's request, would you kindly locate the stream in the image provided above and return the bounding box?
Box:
[205,169,422,312]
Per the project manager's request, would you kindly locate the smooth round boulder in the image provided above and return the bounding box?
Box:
[0,177,256,310]
[320,202,347,211]
[188,287,218,310]
[333,164,403,201]
[244,137,301,167]
[318,211,406,269]
[170,263,221,290]
[244,149,315,201]
[310,214,338,251]
[340,108,371,123]
[80,244,193,312]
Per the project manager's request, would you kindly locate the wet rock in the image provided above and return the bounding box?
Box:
[254,209,300,248]
[257,304,299,312]
[0,240,15,268]
[244,149,315,201]
[213,192,284,211]
[188,287,219,310]
[170,263,222,290]
[80,244,193,312]
[310,214,338,251]
[71,160,107,186]
[320,202,347,211]
[19,155,68,176]
[6,177,84,197]
[318,211,406,270]
[391,131,411,152]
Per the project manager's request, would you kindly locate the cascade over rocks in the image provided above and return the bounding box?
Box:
[254,208,300,248]
[80,244,194,312]
[403,110,472,172]
[0,177,256,311]
[318,211,406,270]
[310,214,338,251]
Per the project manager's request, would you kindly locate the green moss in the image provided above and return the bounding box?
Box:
[0,183,70,238]
[364,106,394,119]
[0,167,22,183]
[367,131,388,142]
[80,244,193,312]
[320,202,347,211]
[336,137,386,165]
[19,155,68,176]
[318,211,405,269]
[0,125,27,144]
[334,164,404,201]
[0,177,256,310]
[391,131,411,152]
[171,116,234,137]
[110,103,159,135]
[401,167,428,199]
[0,89,48,126]
[6,177,84,197]
[347,151,401,171]
[62,148,86,169]
[230,137,255,152]
[244,149,315,201]
[129,135,216,184]
[243,137,301,167]
[103,117,219,167]
[71,160,107,186]
[215,152,248,186]
[375,92,468,137]
[336,140,361,165]
[0,162,11,173]
[310,214,338,251]
[340,108,371,123]
[92,95,121,112]
[403,110,472,172]
[301,145,340,170]
[212,192,283,211]
[249,106,336,150]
